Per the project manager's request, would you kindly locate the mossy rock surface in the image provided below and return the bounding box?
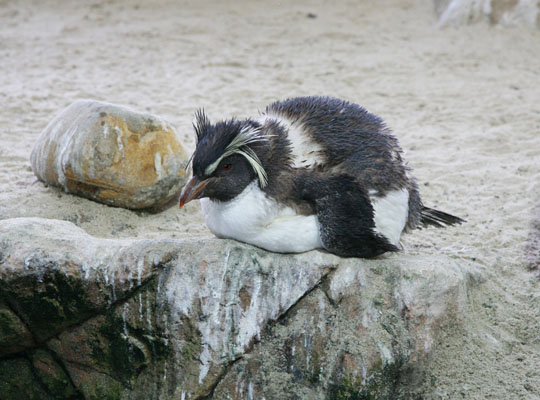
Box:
[0,358,53,400]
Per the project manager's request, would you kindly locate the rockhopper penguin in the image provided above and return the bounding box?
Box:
[179,96,464,258]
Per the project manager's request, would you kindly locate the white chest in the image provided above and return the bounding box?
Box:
[200,181,322,253]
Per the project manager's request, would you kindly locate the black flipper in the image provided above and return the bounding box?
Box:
[420,206,465,228]
[299,174,399,258]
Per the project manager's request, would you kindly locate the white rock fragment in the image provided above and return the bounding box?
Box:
[435,0,540,28]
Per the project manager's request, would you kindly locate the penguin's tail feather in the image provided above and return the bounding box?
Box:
[420,206,465,228]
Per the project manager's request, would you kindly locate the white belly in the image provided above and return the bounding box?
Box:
[369,188,409,246]
[200,181,323,253]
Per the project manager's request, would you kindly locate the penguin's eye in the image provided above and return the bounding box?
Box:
[223,163,232,171]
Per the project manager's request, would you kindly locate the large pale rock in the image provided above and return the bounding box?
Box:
[212,256,477,399]
[435,0,540,28]
[0,217,480,399]
[0,218,335,399]
[30,100,188,210]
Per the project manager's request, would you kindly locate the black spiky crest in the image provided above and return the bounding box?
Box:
[193,108,211,144]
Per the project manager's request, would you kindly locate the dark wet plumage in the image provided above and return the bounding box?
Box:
[182,96,464,258]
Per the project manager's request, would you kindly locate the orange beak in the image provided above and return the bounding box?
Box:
[179,176,209,208]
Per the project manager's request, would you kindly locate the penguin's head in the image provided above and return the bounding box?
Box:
[179,110,270,207]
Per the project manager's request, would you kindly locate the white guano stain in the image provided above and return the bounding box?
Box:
[115,125,125,160]
[162,243,333,386]
[154,152,164,179]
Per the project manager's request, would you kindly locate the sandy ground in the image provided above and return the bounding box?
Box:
[1,0,539,398]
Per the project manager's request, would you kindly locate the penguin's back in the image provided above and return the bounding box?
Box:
[264,97,408,190]
[263,96,423,231]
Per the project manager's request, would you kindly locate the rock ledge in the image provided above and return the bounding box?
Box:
[0,218,479,399]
